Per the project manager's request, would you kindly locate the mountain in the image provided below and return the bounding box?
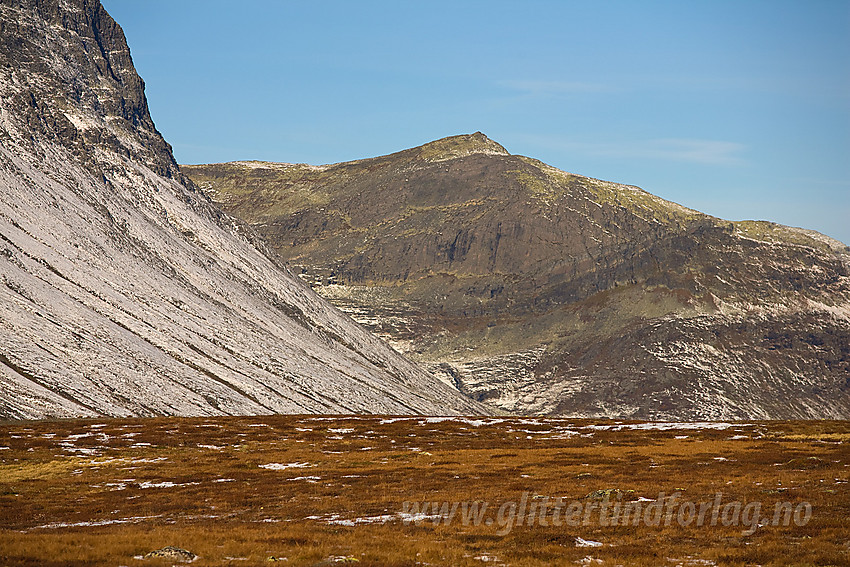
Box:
[183,133,850,420]
[0,0,488,419]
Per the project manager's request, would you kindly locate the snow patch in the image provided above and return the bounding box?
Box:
[259,462,314,470]
[575,537,604,548]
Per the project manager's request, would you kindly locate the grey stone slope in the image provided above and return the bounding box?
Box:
[0,0,489,419]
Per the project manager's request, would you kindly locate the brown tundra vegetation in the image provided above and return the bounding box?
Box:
[1,416,848,566]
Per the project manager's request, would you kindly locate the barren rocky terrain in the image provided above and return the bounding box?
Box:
[0,0,486,419]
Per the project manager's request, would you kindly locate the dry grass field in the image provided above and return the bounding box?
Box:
[1,416,848,566]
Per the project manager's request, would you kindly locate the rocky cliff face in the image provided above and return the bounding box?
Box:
[0,0,489,419]
[184,133,850,419]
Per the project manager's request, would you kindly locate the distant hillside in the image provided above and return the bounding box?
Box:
[184,133,850,419]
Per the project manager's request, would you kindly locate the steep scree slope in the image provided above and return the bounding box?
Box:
[0,0,488,419]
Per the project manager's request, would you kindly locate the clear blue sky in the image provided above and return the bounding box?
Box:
[103,0,850,244]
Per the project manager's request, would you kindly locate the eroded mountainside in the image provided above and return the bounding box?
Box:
[185,133,850,419]
[0,0,488,419]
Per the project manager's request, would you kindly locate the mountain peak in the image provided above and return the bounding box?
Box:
[0,0,179,179]
[186,134,850,420]
[416,132,510,162]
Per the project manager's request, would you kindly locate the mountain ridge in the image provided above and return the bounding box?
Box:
[185,133,850,420]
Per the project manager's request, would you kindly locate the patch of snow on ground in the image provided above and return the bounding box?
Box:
[398,511,445,524]
[378,418,410,424]
[421,417,454,424]
[136,481,200,489]
[585,422,748,432]
[30,515,161,530]
[306,513,396,526]
[259,462,314,470]
[419,417,507,427]
[60,445,100,455]
[666,558,717,567]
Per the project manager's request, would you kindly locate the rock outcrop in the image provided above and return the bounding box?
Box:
[0,0,489,419]
[185,134,850,419]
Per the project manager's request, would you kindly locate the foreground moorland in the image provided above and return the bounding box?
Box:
[1,416,848,566]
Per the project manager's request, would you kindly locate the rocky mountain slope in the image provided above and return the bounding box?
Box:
[184,133,850,419]
[0,0,488,419]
